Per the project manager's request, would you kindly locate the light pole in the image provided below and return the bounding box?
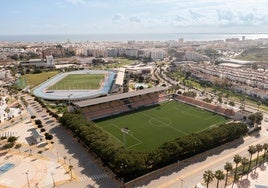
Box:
[56,152,59,162]
[25,170,30,188]
[51,172,55,186]
[68,94,72,112]
[179,178,183,188]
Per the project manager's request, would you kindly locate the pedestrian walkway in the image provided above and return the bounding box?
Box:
[79,173,109,182]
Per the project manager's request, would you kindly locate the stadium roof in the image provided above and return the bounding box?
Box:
[73,87,168,107]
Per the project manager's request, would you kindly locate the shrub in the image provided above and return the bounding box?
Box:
[35,119,42,125]
[7,136,17,143]
[37,124,43,128]
[1,136,7,140]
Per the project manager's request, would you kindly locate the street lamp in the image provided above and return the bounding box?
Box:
[179,177,183,188]
[25,170,30,188]
[51,172,55,186]
[56,152,59,162]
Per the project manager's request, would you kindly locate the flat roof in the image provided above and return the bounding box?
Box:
[219,58,254,64]
[74,87,168,107]
[219,63,244,68]
[115,68,125,86]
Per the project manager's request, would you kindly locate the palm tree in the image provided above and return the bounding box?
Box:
[203,170,214,188]
[248,145,256,172]
[63,156,67,164]
[262,143,268,163]
[69,165,73,179]
[263,143,268,153]
[15,143,22,153]
[240,96,246,110]
[224,162,233,187]
[214,170,225,188]
[241,157,249,177]
[255,144,263,167]
[233,154,242,181]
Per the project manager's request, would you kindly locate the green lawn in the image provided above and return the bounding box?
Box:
[48,74,104,90]
[96,101,228,151]
[18,71,58,89]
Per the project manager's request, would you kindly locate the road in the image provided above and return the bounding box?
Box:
[24,94,120,188]
[135,123,268,188]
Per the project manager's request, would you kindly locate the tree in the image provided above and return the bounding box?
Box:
[15,143,22,153]
[214,170,225,188]
[255,144,263,167]
[3,142,14,150]
[248,145,256,172]
[4,107,10,117]
[240,97,246,110]
[228,101,235,107]
[233,154,242,181]
[262,143,268,162]
[257,101,262,111]
[7,136,17,143]
[203,170,214,188]
[255,112,263,126]
[241,157,249,176]
[224,162,233,186]
[217,97,223,104]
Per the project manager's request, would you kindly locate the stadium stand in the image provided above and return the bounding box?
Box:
[73,87,169,120]
[174,95,235,117]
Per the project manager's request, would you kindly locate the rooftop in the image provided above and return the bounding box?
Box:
[73,87,168,107]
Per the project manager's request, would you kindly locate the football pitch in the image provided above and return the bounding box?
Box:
[96,101,229,151]
[48,74,104,90]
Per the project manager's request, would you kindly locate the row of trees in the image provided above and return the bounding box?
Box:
[203,143,268,188]
[60,112,248,181]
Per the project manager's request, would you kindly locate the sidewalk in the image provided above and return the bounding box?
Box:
[231,162,268,188]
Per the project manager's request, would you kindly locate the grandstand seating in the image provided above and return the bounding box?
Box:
[175,95,235,117]
[81,91,169,120]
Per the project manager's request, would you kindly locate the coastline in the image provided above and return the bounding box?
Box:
[0,33,268,43]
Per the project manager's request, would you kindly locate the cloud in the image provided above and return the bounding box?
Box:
[175,16,186,22]
[189,10,204,20]
[217,10,234,21]
[65,0,86,5]
[129,16,141,23]
[112,14,123,23]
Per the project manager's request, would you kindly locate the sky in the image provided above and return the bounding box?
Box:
[1,0,268,35]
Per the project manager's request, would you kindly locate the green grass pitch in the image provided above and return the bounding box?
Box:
[96,101,229,151]
[48,74,104,90]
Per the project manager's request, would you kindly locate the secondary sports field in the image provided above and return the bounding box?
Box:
[48,74,104,90]
[17,71,58,89]
[96,101,229,151]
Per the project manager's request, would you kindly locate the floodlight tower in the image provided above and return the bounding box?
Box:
[121,128,130,149]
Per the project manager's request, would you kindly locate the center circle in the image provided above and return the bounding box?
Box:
[149,117,171,127]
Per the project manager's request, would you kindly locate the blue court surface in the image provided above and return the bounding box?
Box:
[0,163,15,175]
[255,185,268,188]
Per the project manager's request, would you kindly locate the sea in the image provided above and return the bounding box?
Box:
[0,33,268,43]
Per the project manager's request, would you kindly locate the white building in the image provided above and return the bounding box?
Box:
[125,49,138,57]
[0,70,11,80]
